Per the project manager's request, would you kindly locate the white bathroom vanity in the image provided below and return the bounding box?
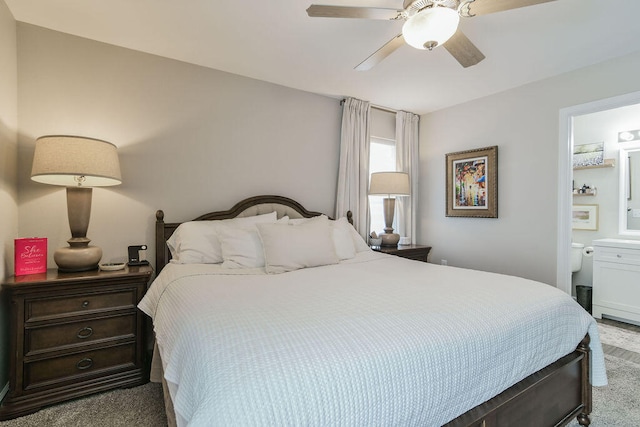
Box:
[592,238,640,325]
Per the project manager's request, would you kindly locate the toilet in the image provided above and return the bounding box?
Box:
[571,243,584,273]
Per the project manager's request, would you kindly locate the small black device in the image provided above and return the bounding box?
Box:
[127,245,149,266]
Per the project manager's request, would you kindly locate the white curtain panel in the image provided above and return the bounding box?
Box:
[395,111,420,241]
[336,98,371,238]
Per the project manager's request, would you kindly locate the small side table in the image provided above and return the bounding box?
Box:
[0,265,153,420]
[373,244,431,262]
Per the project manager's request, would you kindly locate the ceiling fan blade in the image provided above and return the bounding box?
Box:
[443,30,485,68]
[306,5,402,20]
[355,34,405,71]
[460,0,556,17]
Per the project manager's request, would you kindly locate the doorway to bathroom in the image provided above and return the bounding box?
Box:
[558,91,640,296]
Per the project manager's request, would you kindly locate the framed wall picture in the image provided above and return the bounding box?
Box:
[446,146,498,218]
[572,204,599,230]
[573,142,604,168]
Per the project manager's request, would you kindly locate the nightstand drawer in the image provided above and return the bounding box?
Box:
[26,290,137,321]
[26,314,136,354]
[24,343,137,390]
[396,251,428,262]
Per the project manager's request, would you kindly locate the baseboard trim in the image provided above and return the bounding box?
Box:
[0,381,8,402]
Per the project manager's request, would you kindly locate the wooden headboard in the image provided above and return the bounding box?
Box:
[155,195,343,274]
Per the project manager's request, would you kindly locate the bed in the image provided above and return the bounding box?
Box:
[140,195,606,427]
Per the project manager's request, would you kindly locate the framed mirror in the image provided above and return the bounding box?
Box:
[619,142,640,235]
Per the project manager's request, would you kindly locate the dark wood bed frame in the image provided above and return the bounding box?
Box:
[154,195,592,427]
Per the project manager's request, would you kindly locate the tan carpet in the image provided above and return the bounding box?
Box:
[0,382,166,427]
[566,321,640,427]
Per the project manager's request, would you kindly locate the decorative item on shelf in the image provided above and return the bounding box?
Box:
[31,135,121,272]
[14,237,47,276]
[369,172,410,246]
[572,184,597,196]
[369,232,382,248]
[127,245,150,266]
[573,142,604,169]
[99,262,126,271]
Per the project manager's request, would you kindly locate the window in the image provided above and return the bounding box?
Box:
[369,137,396,235]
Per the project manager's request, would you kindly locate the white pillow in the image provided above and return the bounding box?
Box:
[218,226,265,269]
[331,217,356,260]
[167,211,277,264]
[257,216,339,274]
[329,216,370,253]
[218,216,290,269]
[349,225,371,253]
[289,215,365,258]
[287,215,327,225]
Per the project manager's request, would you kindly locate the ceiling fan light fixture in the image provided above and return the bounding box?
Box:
[402,6,460,50]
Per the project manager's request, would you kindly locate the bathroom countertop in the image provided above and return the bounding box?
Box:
[592,238,640,249]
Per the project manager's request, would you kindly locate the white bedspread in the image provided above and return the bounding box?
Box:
[139,252,607,427]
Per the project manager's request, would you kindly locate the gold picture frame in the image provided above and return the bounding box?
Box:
[446,146,498,218]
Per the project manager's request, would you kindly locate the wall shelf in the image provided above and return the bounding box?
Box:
[573,188,597,196]
[573,158,615,170]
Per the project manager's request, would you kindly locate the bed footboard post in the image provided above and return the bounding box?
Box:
[577,334,592,426]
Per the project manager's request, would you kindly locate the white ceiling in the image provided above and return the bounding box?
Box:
[6,0,640,114]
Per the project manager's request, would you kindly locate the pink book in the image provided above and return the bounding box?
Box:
[14,238,47,276]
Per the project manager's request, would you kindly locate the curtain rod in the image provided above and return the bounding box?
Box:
[339,98,398,114]
[372,104,398,114]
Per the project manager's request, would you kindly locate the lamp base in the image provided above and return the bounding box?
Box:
[54,245,102,272]
[380,233,400,247]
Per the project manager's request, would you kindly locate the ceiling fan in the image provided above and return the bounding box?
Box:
[306,0,556,70]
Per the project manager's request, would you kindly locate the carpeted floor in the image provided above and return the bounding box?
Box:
[0,382,166,427]
[1,321,638,426]
[567,320,640,427]
[565,353,640,427]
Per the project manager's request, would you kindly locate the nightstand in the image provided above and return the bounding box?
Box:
[373,244,432,262]
[0,265,153,420]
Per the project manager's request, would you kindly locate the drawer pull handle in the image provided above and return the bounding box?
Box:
[76,358,93,370]
[81,301,90,308]
[77,327,94,339]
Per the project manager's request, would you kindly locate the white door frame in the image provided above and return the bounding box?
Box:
[557,90,640,294]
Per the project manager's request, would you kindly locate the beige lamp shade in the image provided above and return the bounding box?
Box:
[369,172,410,196]
[31,135,121,187]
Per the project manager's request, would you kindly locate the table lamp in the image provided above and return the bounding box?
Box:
[31,135,121,272]
[369,172,410,246]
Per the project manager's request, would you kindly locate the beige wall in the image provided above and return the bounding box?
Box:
[17,24,342,267]
[16,21,640,289]
[0,0,18,393]
[419,50,640,286]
